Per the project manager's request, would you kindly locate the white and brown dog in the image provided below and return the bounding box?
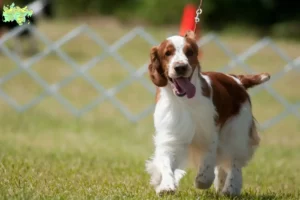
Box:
[145,31,270,196]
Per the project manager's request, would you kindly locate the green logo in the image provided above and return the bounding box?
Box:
[2,2,33,26]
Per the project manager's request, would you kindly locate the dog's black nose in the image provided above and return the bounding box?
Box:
[174,64,188,75]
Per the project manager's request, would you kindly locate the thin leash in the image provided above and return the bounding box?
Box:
[194,0,203,33]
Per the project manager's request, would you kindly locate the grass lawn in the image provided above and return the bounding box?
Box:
[0,17,300,199]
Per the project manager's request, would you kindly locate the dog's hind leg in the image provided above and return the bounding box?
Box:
[218,101,257,196]
[221,160,243,196]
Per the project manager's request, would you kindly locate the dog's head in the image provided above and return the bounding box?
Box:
[148,31,200,98]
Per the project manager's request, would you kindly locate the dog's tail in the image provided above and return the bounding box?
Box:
[231,73,271,89]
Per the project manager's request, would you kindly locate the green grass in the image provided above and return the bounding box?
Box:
[0,18,300,199]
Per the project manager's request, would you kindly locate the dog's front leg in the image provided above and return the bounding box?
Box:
[146,141,188,196]
[154,149,176,196]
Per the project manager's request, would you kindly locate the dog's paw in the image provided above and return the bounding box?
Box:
[194,167,215,189]
[174,169,186,187]
[195,174,214,189]
[195,170,215,189]
[156,181,176,196]
[145,159,161,187]
[221,185,241,197]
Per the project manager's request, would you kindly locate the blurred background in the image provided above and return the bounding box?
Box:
[9,0,300,38]
[0,0,299,199]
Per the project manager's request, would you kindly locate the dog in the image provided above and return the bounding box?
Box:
[0,0,54,55]
[145,31,270,196]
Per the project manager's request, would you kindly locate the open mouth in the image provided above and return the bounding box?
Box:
[170,77,196,99]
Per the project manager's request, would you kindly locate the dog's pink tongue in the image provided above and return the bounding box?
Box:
[175,78,196,98]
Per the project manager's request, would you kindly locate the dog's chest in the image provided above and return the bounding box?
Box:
[186,98,215,131]
[154,95,215,143]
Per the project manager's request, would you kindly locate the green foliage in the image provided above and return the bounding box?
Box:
[2,3,16,22]
[2,2,33,25]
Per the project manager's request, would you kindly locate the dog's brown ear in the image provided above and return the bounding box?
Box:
[184,30,196,40]
[148,46,167,87]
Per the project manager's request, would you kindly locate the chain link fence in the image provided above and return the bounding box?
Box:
[0,24,299,130]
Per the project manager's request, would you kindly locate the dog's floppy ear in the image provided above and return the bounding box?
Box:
[184,30,196,40]
[148,46,167,87]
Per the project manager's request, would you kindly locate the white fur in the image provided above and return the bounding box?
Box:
[146,36,259,196]
[260,74,270,82]
[227,74,242,85]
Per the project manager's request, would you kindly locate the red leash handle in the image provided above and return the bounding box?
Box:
[179,4,197,37]
[179,0,203,37]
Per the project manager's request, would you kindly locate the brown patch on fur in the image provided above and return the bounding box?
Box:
[148,46,168,87]
[202,72,250,127]
[184,32,200,73]
[184,30,196,39]
[149,40,176,102]
[148,39,182,87]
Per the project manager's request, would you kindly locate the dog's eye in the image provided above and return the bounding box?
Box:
[165,51,171,56]
[186,49,194,57]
